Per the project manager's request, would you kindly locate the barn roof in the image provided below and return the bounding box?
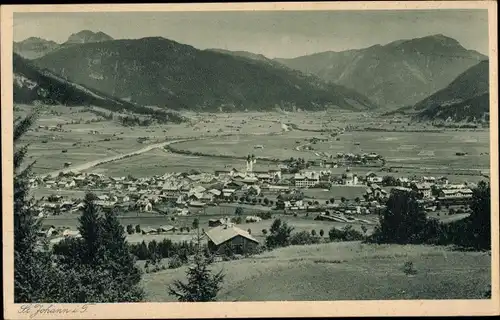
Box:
[204,224,259,246]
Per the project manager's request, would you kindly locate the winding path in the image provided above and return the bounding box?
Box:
[43,138,195,178]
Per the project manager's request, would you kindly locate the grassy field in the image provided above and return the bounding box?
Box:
[171,130,315,160]
[83,148,245,177]
[173,129,490,170]
[19,106,490,182]
[143,241,491,301]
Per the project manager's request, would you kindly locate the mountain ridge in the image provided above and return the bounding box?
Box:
[14,31,115,59]
[33,36,377,112]
[13,52,185,124]
[275,34,487,108]
[414,60,490,122]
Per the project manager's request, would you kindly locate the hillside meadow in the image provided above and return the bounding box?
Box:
[142,241,491,301]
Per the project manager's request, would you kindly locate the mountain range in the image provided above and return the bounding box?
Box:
[14,31,490,121]
[14,30,114,60]
[276,34,487,108]
[32,36,376,112]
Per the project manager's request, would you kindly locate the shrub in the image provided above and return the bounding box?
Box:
[403,261,417,275]
[135,224,141,233]
[311,229,317,236]
[192,218,199,230]
[328,225,365,242]
[231,216,242,224]
[319,229,324,237]
[265,219,294,249]
[262,229,268,235]
[290,231,320,245]
[168,255,184,269]
[234,207,244,216]
[126,224,135,235]
[257,211,272,220]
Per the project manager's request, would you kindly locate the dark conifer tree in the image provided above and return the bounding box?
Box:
[14,110,63,302]
[100,210,145,302]
[468,181,491,250]
[169,232,225,301]
[77,193,105,266]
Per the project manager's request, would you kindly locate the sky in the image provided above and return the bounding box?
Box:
[13,10,489,58]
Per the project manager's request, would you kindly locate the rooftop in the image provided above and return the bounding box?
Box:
[205,224,259,246]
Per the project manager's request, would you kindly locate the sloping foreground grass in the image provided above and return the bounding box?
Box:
[142,242,490,301]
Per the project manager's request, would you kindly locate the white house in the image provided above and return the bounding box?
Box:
[365,172,382,183]
[294,172,320,188]
[413,183,433,198]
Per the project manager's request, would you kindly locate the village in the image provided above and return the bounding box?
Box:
[33,152,477,248]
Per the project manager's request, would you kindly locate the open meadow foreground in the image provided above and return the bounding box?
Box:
[5,4,497,316]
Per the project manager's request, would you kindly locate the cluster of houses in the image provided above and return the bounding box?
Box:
[31,161,289,216]
[288,152,382,170]
[276,183,389,216]
[32,153,477,218]
[290,169,383,188]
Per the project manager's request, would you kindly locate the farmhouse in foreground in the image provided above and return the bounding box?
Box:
[205,223,259,254]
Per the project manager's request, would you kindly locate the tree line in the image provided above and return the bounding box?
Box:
[368,184,491,250]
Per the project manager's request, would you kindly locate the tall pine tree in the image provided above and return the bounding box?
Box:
[100,210,145,302]
[14,110,63,302]
[54,192,145,302]
[77,193,105,266]
[169,229,225,301]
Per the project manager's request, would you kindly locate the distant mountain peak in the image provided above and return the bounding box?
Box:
[16,36,58,45]
[64,30,114,44]
[277,34,486,108]
[14,37,60,60]
[387,33,461,48]
[419,33,461,44]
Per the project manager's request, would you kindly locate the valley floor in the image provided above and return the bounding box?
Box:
[142,241,491,301]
